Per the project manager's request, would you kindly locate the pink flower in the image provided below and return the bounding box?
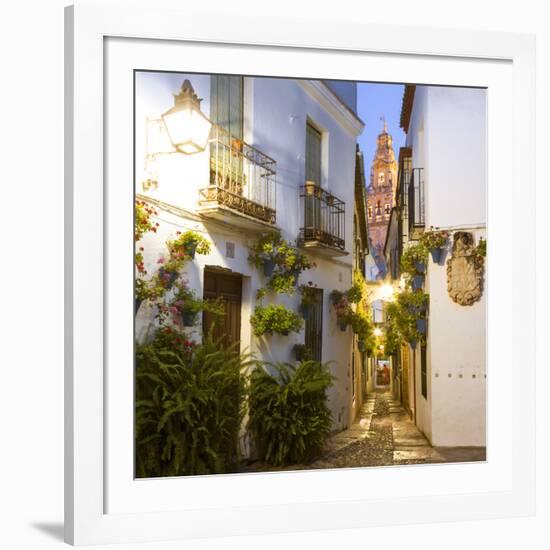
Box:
[157,257,165,265]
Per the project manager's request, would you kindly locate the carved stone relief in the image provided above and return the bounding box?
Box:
[446,231,484,306]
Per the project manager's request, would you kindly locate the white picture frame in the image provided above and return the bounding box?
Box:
[65,1,536,545]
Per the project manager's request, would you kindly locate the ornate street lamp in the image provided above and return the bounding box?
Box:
[161,80,212,155]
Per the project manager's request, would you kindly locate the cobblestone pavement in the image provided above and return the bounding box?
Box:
[308,390,486,469]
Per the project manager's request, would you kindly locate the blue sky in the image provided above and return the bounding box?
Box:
[356,83,406,178]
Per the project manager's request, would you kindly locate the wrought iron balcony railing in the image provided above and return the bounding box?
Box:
[300,182,345,252]
[198,125,277,225]
[408,168,425,235]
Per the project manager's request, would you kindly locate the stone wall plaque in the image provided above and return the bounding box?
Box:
[446,231,484,306]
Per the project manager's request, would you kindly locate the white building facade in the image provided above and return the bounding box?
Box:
[387,84,487,447]
[135,72,364,432]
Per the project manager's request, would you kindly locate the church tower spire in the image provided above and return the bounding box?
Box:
[366,116,398,276]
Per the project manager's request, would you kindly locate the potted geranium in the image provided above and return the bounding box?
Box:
[248,232,281,277]
[168,230,211,261]
[293,343,310,362]
[421,227,449,264]
[331,292,351,332]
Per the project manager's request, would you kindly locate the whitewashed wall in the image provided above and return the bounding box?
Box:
[134,72,361,431]
[407,86,487,447]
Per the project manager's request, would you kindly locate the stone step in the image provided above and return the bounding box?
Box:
[393,447,445,462]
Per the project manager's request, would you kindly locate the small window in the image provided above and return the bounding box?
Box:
[378,172,385,184]
[305,288,323,362]
[384,204,391,215]
[368,206,373,218]
[375,201,381,216]
[305,123,322,186]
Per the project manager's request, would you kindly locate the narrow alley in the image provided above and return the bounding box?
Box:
[309,391,486,470]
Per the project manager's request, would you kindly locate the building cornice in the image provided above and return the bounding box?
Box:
[299,80,365,136]
[400,84,416,133]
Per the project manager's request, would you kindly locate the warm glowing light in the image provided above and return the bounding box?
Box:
[379,283,395,302]
[374,327,383,337]
[162,80,212,155]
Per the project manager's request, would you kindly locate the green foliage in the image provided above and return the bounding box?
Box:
[249,231,314,295]
[400,243,429,276]
[420,227,449,250]
[135,276,166,302]
[256,287,268,301]
[247,232,283,268]
[250,305,303,337]
[346,282,363,304]
[135,331,254,478]
[347,310,373,341]
[384,290,429,347]
[476,237,486,258]
[135,199,158,241]
[171,283,224,316]
[267,272,298,294]
[169,230,211,256]
[248,361,333,466]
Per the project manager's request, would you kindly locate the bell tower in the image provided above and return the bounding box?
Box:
[366,118,398,274]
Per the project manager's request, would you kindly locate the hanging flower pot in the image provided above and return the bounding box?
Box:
[409,339,417,350]
[184,242,197,259]
[430,247,444,264]
[338,320,347,332]
[293,344,306,362]
[330,290,344,305]
[415,260,426,273]
[300,304,311,320]
[358,340,367,352]
[181,310,197,327]
[135,298,143,315]
[263,258,276,277]
[411,274,424,291]
[158,267,178,289]
[416,319,427,335]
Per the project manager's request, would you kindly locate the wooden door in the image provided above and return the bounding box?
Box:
[203,269,242,350]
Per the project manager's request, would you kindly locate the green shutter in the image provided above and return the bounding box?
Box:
[210,75,243,138]
[305,123,322,185]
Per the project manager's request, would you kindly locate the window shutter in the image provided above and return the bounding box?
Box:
[305,123,322,186]
[210,75,242,139]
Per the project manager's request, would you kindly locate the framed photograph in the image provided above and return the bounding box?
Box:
[65,1,535,545]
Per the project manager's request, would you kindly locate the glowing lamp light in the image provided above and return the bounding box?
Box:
[374,327,383,337]
[379,283,395,302]
[162,80,212,155]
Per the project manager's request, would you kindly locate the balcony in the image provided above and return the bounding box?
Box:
[299,182,347,257]
[198,125,277,230]
[408,168,425,238]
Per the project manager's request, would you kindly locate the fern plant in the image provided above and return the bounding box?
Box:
[248,361,333,466]
[135,332,254,478]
